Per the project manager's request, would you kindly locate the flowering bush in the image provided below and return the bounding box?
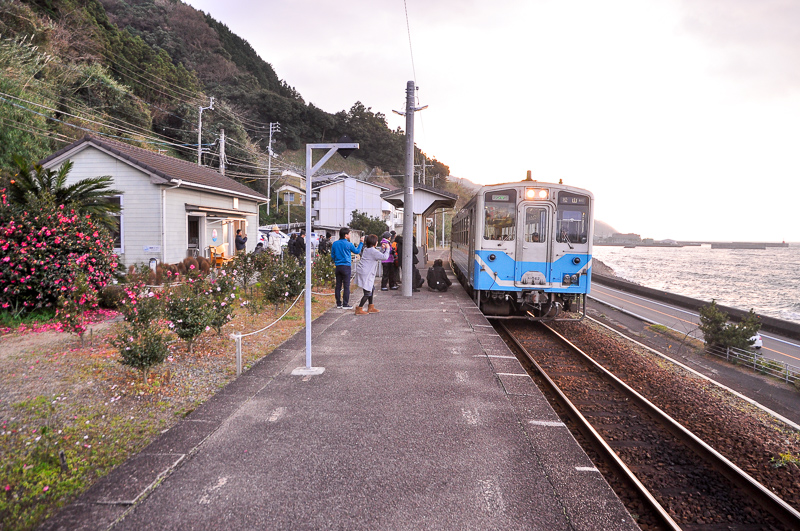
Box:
[206,269,237,335]
[118,281,162,326]
[0,193,117,313]
[311,253,335,289]
[259,255,304,305]
[113,281,167,380]
[164,274,212,353]
[56,273,98,346]
[113,324,170,383]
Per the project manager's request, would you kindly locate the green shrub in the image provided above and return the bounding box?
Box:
[699,301,761,350]
[113,324,170,382]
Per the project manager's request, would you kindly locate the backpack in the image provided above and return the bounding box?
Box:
[287,237,297,256]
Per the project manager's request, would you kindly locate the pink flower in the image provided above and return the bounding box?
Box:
[43,486,49,492]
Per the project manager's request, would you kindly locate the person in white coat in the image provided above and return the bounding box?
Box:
[353,234,391,314]
[267,225,283,256]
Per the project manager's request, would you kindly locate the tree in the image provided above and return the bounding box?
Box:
[9,156,122,228]
[698,300,761,350]
[349,209,388,237]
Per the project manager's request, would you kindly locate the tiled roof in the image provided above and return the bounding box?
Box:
[39,135,268,202]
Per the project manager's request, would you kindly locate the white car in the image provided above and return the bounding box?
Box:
[750,333,763,349]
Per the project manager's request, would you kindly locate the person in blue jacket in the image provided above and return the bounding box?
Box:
[331,227,364,309]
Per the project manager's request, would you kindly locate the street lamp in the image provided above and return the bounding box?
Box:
[291,136,359,377]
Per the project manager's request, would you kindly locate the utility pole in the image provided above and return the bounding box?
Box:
[219,128,225,175]
[393,81,427,298]
[197,97,214,166]
[267,122,280,216]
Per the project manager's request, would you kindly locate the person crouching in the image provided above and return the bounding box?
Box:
[354,234,391,314]
[426,259,452,292]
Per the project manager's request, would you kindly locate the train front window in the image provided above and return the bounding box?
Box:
[524,207,547,243]
[484,189,516,241]
[556,192,590,244]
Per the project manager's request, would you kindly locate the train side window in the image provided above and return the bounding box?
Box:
[525,207,547,243]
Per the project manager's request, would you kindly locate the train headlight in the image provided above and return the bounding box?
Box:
[525,187,549,200]
[571,274,579,284]
[563,274,571,285]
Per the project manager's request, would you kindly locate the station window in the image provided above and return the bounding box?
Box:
[484,189,516,241]
[524,207,547,243]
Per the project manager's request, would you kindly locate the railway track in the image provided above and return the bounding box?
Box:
[497,320,800,531]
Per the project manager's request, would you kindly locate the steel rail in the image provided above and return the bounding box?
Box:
[496,321,681,531]
[537,322,800,531]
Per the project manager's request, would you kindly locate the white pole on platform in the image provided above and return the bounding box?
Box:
[292,139,358,377]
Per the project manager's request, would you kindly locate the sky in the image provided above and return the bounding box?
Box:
[183,0,800,242]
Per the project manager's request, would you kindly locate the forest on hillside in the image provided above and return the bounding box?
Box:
[0,0,452,200]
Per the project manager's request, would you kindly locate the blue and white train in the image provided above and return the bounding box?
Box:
[451,174,593,320]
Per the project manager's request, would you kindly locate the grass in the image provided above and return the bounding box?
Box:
[0,308,56,331]
[770,452,800,469]
[0,288,336,530]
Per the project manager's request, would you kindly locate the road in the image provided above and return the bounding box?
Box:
[588,283,800,369]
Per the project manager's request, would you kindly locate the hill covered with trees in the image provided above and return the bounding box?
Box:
[0,0,451,195]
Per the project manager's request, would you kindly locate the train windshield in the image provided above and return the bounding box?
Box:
[484,189,516,241]
[556,192,590,244]
[524,207,548,243]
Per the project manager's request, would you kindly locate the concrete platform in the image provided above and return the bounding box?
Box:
[43,251,637,531]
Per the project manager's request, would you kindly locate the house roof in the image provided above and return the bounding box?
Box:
[39,135,268,202]
[312,173,390,191]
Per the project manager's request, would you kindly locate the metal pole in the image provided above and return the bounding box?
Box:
[442,209,445,248]
[304,144,313,370]
[402,81,415,297]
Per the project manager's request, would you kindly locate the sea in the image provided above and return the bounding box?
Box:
[592,244,800,324]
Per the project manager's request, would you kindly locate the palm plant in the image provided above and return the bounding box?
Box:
[9,155,122,225]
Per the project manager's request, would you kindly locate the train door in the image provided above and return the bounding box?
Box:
[515,204,551,287]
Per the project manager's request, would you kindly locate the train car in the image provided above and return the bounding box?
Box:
[451,173,593,320]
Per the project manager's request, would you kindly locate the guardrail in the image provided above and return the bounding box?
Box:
[704,344,800,387]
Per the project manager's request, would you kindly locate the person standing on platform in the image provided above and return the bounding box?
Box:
[331,227,364,310]
[380,231,397,291]
[235,229,247,254]
[354,234,391,314]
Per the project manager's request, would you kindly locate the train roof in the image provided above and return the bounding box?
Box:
[478,179,593,197]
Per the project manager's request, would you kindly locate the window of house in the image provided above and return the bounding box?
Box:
[285,192,295,203]
[107,195,123,253]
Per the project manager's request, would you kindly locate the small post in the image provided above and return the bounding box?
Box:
[59,449,68,473]
[235,333,242,376]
